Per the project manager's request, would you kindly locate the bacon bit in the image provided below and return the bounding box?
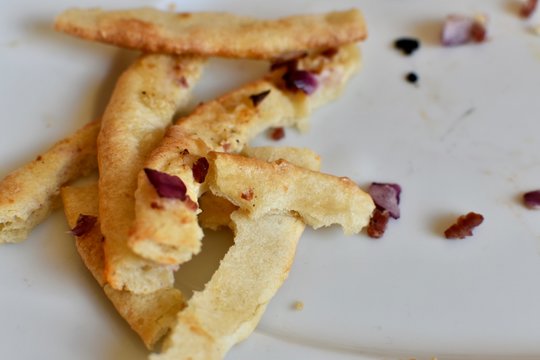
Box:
[150,201,163,210]
[269,127,285,141]
[521,0,538,18]
[321,48,339,58]
[249,90,271,107]
[71,214,97,237]
[144,168,187,200]
[444,212,484,239]
[282,69,318,95]
[241,188,254,201]
[184,196,198,211]
[192,157,209,183]
[441,14,488,46]
[523,190,540,209]
[367,208,390,239]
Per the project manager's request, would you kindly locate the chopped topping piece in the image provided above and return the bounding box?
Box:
[184,196,199,211]
[367,208,390,239]
[241,188,254,201]
[282,69,318,95]
[144,168,187,200]
[71,214,97,237]
[368,182,402,219]
[192,157,209,183]
[441,14,488,46]
[444,212,484,239]
[523,190,540,209]
[521,0,538,18]
[293,301,304,311]
[405,72,418,84]
[269,127,285,141]
[321,48,339,58]
[394,38,420,55]
[249,90,271,107]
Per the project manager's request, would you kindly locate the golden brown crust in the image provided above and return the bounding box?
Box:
[61,184,185,349]
[153,210,305,360]
[129,45,361,266]
[0,120,99,244]
[97,54,205,293]
[55,7,367,60]
[208,152,375,234]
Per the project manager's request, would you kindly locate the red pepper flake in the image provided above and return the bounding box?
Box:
[523,190,540,209]
[521,0,538,18]
[444,212,484,239]
[269,127,285,141]
[249,90,271,107]
[241,188,254,201]
[150,201,163,210]
[71,214,97,237]
[192,157,209,183]
[367,208,390,239]
[144,168,187,200]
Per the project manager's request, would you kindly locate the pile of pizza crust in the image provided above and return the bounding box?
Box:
[0,6,374,359]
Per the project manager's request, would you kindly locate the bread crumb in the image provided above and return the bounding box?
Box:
[292,301,304,311]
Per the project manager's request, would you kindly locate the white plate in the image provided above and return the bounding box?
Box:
[1,0,540,359]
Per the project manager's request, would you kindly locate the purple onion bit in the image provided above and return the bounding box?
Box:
[441,14,487,46]
[368,182,402,219]
[192,157,209,184]
[524,190,540,209]
[282,69,318,95]
[71,214,97,237]
[144,168,187,200]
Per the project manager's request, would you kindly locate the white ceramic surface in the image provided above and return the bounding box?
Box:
[1,0,539,359]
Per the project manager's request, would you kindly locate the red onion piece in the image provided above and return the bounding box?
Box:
[521,0,538,18]
[282,70,318,95]
[524,190,540,209]
[192,157,209,184]
[441,15,487,46]
[144,168,187,200]
[368,182,402,219]
[71,214,97,237]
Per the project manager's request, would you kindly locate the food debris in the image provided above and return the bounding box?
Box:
[394,38,420,55]
[444,212,484,239]
[367,208,390,239]
[71,214,97,237]
[521,0,538,18]
[368,182,402,219]
[269,127,285,141]
[405,72,418,84]
[192,157,209,183]
[441,14,488,46]
[292,301,304,311]
[282,69,318,94]
[523,190,540,209]
[144,168,187,200]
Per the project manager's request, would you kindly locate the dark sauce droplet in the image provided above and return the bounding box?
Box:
[405,72,418,84]
[394,38,420,56]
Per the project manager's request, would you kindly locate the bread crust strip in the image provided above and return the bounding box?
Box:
[97,54,205,294]
[129,45,361,266]
[208,152,375,234]
[61,183,185,349]
[0,120,99,244]
[54,7,366,60]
